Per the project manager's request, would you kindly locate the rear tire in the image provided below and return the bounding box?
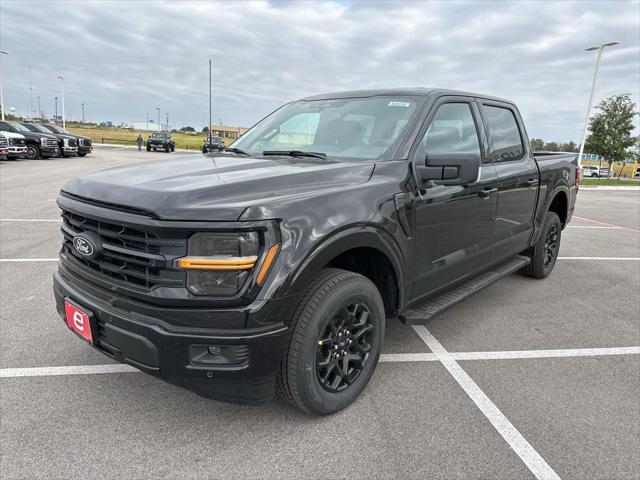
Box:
[276,268,385,415]
[522,211,562,279]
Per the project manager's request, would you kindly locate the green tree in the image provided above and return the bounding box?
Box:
[202,126,209,134]
[530,138,545,150]
[180,126,195,132]
[584,93,637,174]
[560,141,577,152]
[544,141,560,152]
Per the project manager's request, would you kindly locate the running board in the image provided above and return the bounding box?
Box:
[399,255,530,325]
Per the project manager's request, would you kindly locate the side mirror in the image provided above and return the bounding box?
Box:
[417,152,481,186]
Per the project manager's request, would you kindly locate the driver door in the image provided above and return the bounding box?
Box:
[410,98,498,302]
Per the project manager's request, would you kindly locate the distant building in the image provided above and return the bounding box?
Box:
[127,121,171,132]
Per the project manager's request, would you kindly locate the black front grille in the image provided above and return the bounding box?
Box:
[69,139,78,147]
[60,209,186,290]
[80,138,92,146]
[0,137,7,148]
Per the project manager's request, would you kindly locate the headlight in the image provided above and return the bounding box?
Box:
[40,138,47,145]
[177,232,276,296]
[8,138,17,146]
[63,138,70,146]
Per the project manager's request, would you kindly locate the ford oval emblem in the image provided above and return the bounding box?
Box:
[73,236,95,256]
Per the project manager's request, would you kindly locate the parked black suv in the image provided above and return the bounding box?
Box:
[147,132,175,152]
[0,120,59,159]
[54,88,578,415]
[43,124,93,156]
[23,122,78,157]
[202,135,224,153]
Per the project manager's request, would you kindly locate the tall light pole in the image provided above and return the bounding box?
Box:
[0,50,8,121]
[165,112,169,132]
[577,42,620,169]
[54,96,58,122]
[146,111,149,131]
[37,95,41,119]
[57,75,65,129]
[28,66,34,119]
[81,102,85,123]
[155,107,160,132]
[208,59,212,143]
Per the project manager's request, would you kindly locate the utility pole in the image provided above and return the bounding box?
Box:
[209,59,212,144]
[1,50,8,121]
[81,102,85,123]
[165,112,169,132]
[155,107,160,132]
[57,75,65,129]
[577,41,620,170]
[28,66,33,119]
[54,96,58,123]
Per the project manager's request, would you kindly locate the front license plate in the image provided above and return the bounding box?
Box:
[64,299,94,343]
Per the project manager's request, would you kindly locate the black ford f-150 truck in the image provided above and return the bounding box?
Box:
[54,88,577,415]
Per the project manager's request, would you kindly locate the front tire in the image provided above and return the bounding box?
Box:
[522,211,562,279]
[26,145,40,160]
[276,268,385,415]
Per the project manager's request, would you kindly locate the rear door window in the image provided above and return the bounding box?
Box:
[482,105,525,162]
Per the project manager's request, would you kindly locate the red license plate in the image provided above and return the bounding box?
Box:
[64,300,93,343]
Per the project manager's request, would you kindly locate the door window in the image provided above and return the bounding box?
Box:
[482,105,525,162]
[419,103,480,157]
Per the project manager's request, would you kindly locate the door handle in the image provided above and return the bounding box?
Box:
[523,179,539,186]
[479,187,498,198]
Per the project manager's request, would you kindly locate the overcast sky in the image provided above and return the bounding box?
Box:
[1,0,638,141]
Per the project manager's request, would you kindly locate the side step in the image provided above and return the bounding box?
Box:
[399,255,530,325]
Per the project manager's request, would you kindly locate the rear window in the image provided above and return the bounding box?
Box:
[483,105,525,162]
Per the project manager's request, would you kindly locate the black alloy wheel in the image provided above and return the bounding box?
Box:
[316,302,374,392]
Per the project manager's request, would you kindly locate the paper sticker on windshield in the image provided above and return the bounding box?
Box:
[388,101,410,107]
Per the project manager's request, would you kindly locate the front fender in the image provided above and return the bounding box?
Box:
[280,225,407,309]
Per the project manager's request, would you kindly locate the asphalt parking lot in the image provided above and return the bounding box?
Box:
[1,147,639,480]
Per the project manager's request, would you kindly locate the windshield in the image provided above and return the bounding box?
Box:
[230,96,421,161]
[151,132,168,138]
[47,124,69,134]
[6,121,30,133]
[26,123,54,134]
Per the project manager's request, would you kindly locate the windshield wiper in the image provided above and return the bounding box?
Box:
[222,147,250,156]
[262,150,327,159]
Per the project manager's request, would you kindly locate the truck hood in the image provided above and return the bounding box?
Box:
[61,153,375,221]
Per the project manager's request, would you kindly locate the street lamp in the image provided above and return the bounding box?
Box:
[0,50,8,121]
[54,96,58,122]
[577,42,620,169]
[165,112,169,132]
[57,75,65,129]
[81,102,85,123]
[155,107,160,132]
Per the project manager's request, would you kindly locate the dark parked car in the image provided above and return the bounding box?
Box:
[42,124,93,156]
[54,88,577,415]
[22,122,78,157]
[147,132,175,152]
[0,120,59,159]
[202,135,224,153]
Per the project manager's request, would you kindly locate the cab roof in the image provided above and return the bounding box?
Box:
[300,88,512,104]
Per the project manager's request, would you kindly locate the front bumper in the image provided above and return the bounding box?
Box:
[53,270,290,405]
[8,146,27,158]
[40,145,59,157]
[62,146,78,156]
[78,145,92,154]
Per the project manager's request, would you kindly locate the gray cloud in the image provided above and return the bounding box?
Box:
[1,0,638,140]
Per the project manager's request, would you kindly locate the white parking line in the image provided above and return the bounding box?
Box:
[557,257,640,261]
[379,346,640,363]
[412,325,561,480]
[0,218,61,222]
[4,347,637,377]
[0,258,58,262]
